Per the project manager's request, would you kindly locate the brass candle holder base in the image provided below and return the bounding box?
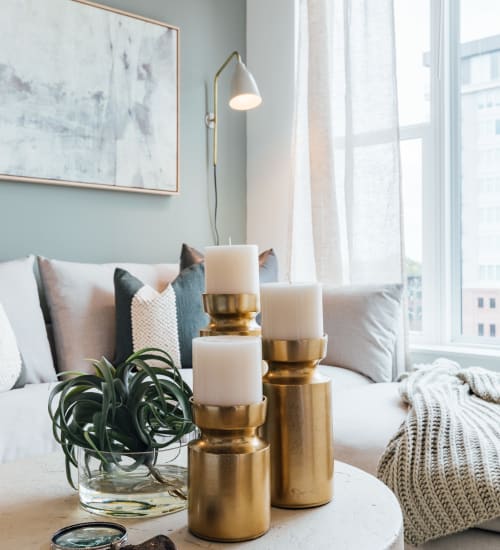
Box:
[262,336,334,508]
[200,293,261,336]
[188,398,270,542]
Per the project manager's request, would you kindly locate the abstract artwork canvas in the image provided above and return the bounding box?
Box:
[0,0,179,194]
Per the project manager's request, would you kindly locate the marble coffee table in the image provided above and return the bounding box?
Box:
[0,453,403,549]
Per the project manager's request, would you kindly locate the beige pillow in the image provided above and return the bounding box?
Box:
[38,258,179,373]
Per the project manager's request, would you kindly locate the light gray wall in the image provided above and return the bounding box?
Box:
[0,0,247,263]
[247,0,296,279]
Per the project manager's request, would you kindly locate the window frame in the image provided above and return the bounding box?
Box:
[407,0,500,356]
[406,0,448,347]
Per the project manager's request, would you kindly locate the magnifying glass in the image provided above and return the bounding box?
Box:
[51,522,127,550]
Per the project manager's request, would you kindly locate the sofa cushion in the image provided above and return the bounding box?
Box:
[477,517,500,534]
[0,303,22,391]
[322,283,403,382]
[0,256,56,383]
[0,382,60,463]
[38,258,178,373]
[320,363,373,390]
[114,268,181,367]
[329,375,408,476]
[404,527,500,549]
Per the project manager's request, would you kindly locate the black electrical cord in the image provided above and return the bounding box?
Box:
[213,164,220,245]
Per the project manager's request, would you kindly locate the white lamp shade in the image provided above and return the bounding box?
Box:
[229,60,262,111]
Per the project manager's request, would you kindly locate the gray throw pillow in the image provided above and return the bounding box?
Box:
[322,283,404,383]
[0,256,56,383]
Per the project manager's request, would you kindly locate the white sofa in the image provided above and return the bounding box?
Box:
[0,255,498,549]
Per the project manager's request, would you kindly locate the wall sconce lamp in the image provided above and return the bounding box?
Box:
[206,51,262,244]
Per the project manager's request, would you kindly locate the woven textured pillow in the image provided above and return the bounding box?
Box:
[114,268,181,368]
[0,302,22,392]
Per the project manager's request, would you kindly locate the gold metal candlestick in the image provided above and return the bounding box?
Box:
[201,293,261,336]
[188,398,270,542]
[262,336,333,508]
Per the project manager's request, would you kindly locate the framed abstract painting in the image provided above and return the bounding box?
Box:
[0,0,179,195]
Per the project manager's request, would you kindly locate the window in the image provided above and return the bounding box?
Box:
[491,297,496,308]
[460,1,500,345]
[394,0,429,335]
[395,0,500,349]
[491,52,500,80]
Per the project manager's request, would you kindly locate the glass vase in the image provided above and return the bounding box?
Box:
[77,440,189,518]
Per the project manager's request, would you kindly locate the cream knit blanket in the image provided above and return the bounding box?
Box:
[377,359,500,545]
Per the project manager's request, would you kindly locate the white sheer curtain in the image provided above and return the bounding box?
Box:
[289,0,403,287]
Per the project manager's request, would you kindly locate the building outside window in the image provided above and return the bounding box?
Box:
[491,51,500,80]
[490,297,496,308]
[478,323,485,336]
[478,297,484,308]
[490,324,496,337]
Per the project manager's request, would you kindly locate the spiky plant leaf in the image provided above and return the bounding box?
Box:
[48,347,195,489]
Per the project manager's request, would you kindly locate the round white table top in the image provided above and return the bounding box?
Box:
[0,452,403,550]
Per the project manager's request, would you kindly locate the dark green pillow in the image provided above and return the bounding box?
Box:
[114,268,144,365]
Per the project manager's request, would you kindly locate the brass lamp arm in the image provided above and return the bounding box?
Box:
[207,51,242,167]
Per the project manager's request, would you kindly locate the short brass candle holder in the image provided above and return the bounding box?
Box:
[262,336,333,508]
[200,293,261,336]
[188,398,270,542]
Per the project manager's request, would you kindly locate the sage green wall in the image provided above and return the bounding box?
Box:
[0,0,247,263]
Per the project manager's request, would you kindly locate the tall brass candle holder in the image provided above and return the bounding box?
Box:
[201,293,261,336]
[262,336,333,508]
[188,398,270,542]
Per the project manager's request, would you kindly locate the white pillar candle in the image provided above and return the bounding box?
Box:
[192,336,263,406]
[205,245,259,294]
[260,282,323,340]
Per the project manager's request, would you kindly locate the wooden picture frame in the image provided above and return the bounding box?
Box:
[0,0,179,195]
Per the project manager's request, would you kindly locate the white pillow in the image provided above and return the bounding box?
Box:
[38,258,179,373]
[0,303,22,392]
[322,284,403,383]
[0,256,56,383]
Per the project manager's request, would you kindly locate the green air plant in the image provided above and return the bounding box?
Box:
[48,347,195,491]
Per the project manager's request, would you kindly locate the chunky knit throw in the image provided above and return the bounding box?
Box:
[377,359,500,545]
